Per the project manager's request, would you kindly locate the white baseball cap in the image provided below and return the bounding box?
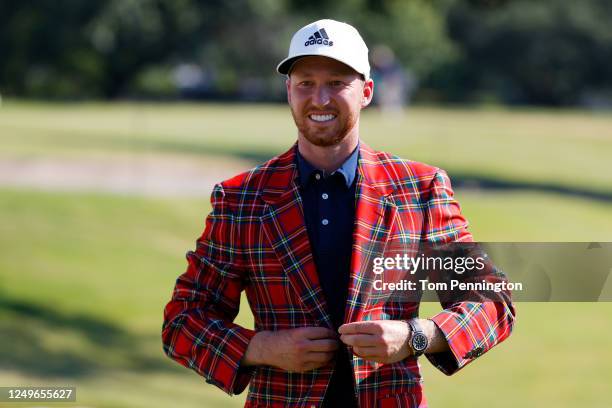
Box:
[277,19,370,79]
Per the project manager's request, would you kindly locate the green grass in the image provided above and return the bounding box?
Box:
[1,101,611,193]
[457,190,612,241]
[1,187,611,407]
[419,302,612,408]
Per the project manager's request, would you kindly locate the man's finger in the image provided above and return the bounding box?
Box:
[338,321,382,335]
[352,346,380,361]
[306,338,339,352]
[339,334,379,347]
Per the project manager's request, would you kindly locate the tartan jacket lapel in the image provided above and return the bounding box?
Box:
[259,143,398,328]
[260,145,333,328]
[344,143,398,324]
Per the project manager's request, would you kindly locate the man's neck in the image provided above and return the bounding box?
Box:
[297,134,359,173]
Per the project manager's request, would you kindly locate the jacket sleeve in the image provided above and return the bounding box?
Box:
[422,170,516,375]
[162,183,255,395]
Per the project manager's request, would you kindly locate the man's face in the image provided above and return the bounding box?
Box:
[286,56,373,148]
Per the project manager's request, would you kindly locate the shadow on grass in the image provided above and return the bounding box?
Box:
[32,129,612,202]
[140,139,612,202]
[0,296,175,378]
[451,173,612,203]
[136,140,612,202]
[36,127,277,164]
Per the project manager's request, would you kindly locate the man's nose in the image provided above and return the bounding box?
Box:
[311,85,331,108]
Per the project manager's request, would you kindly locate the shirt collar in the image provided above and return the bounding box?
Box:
[296,142,360,188]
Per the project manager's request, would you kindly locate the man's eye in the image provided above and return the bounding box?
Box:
[299,81,313,87]
[330,81,344,87]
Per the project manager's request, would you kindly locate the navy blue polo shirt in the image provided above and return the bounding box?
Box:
[296,145,359,407]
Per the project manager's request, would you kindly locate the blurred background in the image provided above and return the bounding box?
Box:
[1,0,611,407]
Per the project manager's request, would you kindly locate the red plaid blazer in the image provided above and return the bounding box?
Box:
[162,143,515,407]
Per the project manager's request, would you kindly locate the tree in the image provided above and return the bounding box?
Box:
[446,0,612,105]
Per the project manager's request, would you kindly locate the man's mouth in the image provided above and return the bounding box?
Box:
[308,113,337,123]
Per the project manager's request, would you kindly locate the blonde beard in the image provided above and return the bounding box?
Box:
[290,107,358,147]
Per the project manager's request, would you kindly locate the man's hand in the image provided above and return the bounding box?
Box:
[242,327,339,372]
[338,319,450,364]
[338,320,411,364]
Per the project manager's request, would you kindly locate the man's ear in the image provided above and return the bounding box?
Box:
[286,77,291,104]
[361,79,374,108]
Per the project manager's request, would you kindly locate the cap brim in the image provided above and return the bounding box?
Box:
[276,53,365,78]
[276,54,316,75]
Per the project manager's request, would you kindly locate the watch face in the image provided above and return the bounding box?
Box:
[412,333,428,352]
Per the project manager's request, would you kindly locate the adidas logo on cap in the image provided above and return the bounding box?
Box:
[304,28,333,47]
[277,19,370,79]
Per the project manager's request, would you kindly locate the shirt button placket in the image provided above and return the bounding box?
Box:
[318,177,331,251]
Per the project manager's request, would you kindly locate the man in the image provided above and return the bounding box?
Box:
[162,19,515,408]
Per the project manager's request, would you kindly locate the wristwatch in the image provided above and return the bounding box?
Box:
[407,319,428,357]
